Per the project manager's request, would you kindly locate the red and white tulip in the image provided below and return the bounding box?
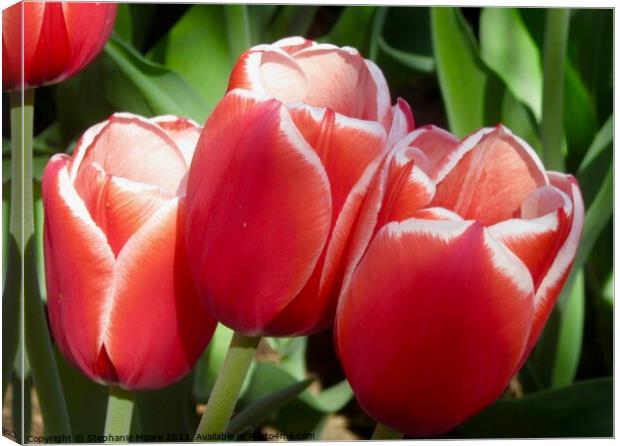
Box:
[335,125,584,436]
[42,113,216,389]
[185,86,391,336]
[3,1,117,90]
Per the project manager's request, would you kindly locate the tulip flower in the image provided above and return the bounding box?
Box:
[227,36,415,145]
[186,88,391,337]
[2,1,117,91]
[42,113,216,390]
[335,125,584,437]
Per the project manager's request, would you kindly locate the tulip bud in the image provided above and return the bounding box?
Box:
[42,113,216,389]
[335,125,584,436]
[2,1,117,91]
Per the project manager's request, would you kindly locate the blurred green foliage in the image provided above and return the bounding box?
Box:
[2,4,612,440]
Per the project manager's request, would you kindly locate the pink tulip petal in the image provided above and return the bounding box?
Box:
[106,199,216,389]
[336,219,534,436]
[521,173,584,359]
[79,113,188,194]
[292,45,388,122]
[393,125,459,181]
[73,162,171,256]
[42,154,115,384]
[287,104,387,218]
[433,126,548,225]
[410,206,464,221]
[265,157,383,335]
[186,90,332,335]
[386,98,416,148]
[489,185,573,289]
[262,105,388,335]
[273,36,314,53]
[151,115,202,166]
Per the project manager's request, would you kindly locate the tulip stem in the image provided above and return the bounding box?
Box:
[371,422,404,440]
[541,8,570,172]
[194,331,260,441]
[104,386,135,442]
[9,89,72,437]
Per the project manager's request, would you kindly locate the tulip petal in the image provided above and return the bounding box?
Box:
[73,162,171,256]
[393,125,460,181]
[293,45,390,123]
[105,199,216,389]
[432,126,548,225]
[521,173,584,358]
[386,98,416,148]
[186,90,332,335]
[61,2,117,78]
[287,104,387,218]
[2,2,45,89]
[79,113,188,194]
[488,185,573,288]
[336,219,534,436]
[265,157,383,335]
[29,3,70,87]
[151,115,201,165]
[42,154,115,384]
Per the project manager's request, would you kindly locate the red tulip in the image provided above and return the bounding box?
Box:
[227,36,415,145]
[42,113,216,389]
[186,87,390,336]
[335,125,584,436]
[2,1,117,91]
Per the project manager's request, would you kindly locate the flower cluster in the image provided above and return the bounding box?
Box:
[32,26,584,435]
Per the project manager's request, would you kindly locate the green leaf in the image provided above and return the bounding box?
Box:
[577,114,612,206]
[228,377,314,436]
[321,7,377,55]
[113,3,133,43]
[237,363,353,434]
[135,373,197,438]
[105,34,208,123]
[55,346,108,437]
[564,61,598,167]
[431,7,490,137]
[550,268,584,388]
[453,378,612,437]
[480,8,543,120]
[500,89,542,156]
[248,5,279,43]
[224,5,252,62]
[541,8,570,172]
[266,6,319,42]
[568,9,612,120]
[148,5,231,115]
[377,36,434,73]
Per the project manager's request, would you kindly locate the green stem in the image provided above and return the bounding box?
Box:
[2,92,24,402]
[194,332,260,441]
[104,386,135,442]
[225,5,252,63]
[11,89,72,436]
[371,422,403,440]
[541,8,570,171]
